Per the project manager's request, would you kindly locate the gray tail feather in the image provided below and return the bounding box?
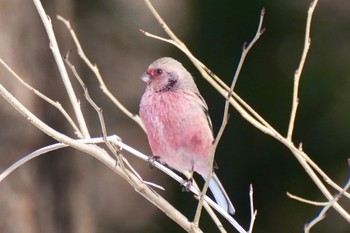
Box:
[208,174,235,214]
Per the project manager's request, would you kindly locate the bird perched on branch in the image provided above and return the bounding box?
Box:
[139,57,234,214]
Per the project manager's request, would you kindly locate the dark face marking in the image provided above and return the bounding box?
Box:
[159,78,178,92]
[147,69,179,92]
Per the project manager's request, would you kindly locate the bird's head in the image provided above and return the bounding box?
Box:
[141,57,198,92]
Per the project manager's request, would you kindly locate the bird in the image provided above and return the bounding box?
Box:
[139,57,235,214]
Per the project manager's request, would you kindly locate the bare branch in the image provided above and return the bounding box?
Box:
[248,184,257,233]
[65,55,142,188]
[0,84,203,233]
[0,136,165,190]
[193,7,265,225]
[1,0,348,231]
[0,58,83,138]
[32,0,90,138]
[142,0,350,225]
[56,15,146,132]
[0,77,242,231]
[299,152,350,199]
[57,16,246,228]
[287,0,318,140]
[282,138,350,222]
[287,192,328,206]
[305,176,350,232]
[141,1,280,141]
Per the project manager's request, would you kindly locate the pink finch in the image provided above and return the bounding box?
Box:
[139,57,235,214]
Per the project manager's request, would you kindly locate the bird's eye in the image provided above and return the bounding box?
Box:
[155,69,163,75]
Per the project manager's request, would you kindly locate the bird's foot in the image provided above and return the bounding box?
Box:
[181,178,193,192]
[147,155,160,169]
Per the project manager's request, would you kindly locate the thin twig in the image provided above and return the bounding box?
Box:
[231,8,266,91]
[182,175,227,233]
[305,176,350,232]
[287,0,318,140]
[65,54,161,192]
[287,192,328,206]
[0,58,83,138]
[140,5,279,138]
[142,26,277,138]
[115,139,244,231]
[0,84,203,233]
[0,136,163,191]
[142,1,267,230]
[193,8,265,226]
[283,138,350,222]
[0,73,245,230]
[64,55,137,185]
[298,150,350,199]
[0,137,109,183]
[56,15,145,132]
[56,13,244,230]
[32,0,90,138]
[142,0,350,225]
[248,184,257,233]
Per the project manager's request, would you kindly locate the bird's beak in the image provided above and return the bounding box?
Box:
[141,72,150,83]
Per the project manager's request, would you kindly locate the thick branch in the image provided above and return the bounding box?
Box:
[0,84,202,233]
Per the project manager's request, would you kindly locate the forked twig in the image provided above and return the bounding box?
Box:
[57,13,240,231]
[0,83,203,233]
[64,54,148,188]
[32,0,90,138]
[248,184,257,233]
[305,176,350,232]
[56,15,145,132]
[2,0,349,232]
[141,1,280,140]
[142,0,350,225]
[0,58,83,138]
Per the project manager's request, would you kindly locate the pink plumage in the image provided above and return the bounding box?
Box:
[139,57,234,214]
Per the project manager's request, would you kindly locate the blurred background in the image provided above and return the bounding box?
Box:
[1,0,350,232]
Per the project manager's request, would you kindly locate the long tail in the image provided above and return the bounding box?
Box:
[208,173,235,214]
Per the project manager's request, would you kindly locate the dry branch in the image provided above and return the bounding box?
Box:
[142,0,350,226]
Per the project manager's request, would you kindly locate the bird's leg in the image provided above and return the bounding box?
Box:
[147,155,160,169]
[182,169,194,192]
